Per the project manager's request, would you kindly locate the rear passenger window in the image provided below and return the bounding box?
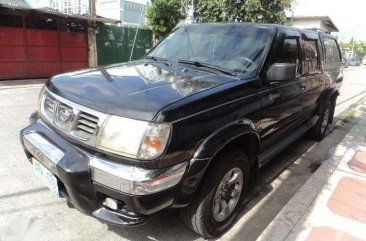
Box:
[324,38,341,63]
[303,40,320,73]
[276,38,301,73]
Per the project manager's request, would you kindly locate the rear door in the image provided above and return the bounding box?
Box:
[297,32,325,119]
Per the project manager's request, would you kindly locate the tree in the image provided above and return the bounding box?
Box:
[146,0,185,40]
[194,0,293,24]
[354,41,366,56]
[340,39,366,57]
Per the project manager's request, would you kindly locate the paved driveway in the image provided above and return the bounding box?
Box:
[1,66,365,241]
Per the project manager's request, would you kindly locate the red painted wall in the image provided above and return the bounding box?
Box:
[0,26,88,80]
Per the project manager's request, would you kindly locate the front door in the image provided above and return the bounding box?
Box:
[255,32,307,154]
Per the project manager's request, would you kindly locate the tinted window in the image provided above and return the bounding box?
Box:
[324,38,341,63]
[304,40,320,72]
[148,24,274,75]
[276,38,301,73]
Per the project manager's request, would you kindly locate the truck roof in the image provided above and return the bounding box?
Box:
[188,22,337,40]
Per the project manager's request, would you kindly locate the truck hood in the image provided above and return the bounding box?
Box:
[47,61,235,121]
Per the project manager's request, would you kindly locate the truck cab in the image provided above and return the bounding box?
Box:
[20,23,343,238]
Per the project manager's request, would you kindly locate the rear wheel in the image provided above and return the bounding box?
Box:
[308,101,332,141]
[180,149,249,238]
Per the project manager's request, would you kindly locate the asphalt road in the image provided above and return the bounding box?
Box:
[0,66,365,241]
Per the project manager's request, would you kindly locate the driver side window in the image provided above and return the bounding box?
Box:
[275,38,301,74]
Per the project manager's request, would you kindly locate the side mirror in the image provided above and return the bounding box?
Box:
[267,63,297,82]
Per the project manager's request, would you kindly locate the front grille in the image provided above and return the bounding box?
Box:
[44,95,56,119]
[40,91,108,147]
[45,95,56,112]
[58,103,72,115]
[76,112,99,137]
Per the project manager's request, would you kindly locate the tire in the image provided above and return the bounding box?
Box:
[180,149,249,238]
[308,101,332,141]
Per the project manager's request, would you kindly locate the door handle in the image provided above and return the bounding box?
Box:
[269,93,280,101]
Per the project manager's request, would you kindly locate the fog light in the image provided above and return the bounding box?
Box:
[103,197,118,210]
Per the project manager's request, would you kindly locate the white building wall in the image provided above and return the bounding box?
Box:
[97,0,121,20]
[97,0,150,27]
[291,19,322,30]
[49,0,89,15]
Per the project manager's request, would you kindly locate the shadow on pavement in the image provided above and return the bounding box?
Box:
[224,104,362,241]
[0,187,48,200]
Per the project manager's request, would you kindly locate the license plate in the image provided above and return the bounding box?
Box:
[33,158,59,196]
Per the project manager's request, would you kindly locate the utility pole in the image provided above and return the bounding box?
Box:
[351,25,360,59]
[88,0,98,67]
[129,5,145,61]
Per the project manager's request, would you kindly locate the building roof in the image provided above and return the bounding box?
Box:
[290,15,339,32]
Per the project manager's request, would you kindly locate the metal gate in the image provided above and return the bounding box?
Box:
[0,12,88,80]
[96,25,152,65]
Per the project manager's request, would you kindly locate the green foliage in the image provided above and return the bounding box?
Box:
[340,39,366,56]
[354,42,366,56]
[194,0,293,24]
[341,109,356,123]
[146,0,185,39]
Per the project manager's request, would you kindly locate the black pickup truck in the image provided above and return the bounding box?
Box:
[20,23,343,238]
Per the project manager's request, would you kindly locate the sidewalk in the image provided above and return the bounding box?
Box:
[257,99,366,241]
[0,79,46,90]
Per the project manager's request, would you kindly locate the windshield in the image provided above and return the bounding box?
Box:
[147,24,274,75]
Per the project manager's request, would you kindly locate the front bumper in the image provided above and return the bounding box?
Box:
[20,121,187,226]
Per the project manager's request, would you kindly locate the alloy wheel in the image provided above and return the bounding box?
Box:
[212,167,243,222]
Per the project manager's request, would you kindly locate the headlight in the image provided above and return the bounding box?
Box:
[96,115,171,160]
[138,122,171,160]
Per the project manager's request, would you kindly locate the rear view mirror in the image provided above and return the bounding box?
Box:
[267,63,297,82]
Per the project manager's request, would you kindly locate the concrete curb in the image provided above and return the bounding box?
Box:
[256,151,340,241]
[257,105,366,241]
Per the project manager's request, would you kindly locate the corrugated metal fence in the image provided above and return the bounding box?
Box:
[96,25,153,65]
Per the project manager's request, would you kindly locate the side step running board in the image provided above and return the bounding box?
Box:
[258,120,315,168]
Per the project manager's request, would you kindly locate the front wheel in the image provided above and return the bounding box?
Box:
[180,149,249,238]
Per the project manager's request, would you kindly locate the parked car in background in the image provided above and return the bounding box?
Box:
[348,58,361,66]
[20,23,343,238]
[362,56,366,65]
[342,58,349,68]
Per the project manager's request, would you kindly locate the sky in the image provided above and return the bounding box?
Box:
[291,0,366,42]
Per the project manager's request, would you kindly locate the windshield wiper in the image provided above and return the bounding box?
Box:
[178,59,236,76]
[145,56,172,65]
